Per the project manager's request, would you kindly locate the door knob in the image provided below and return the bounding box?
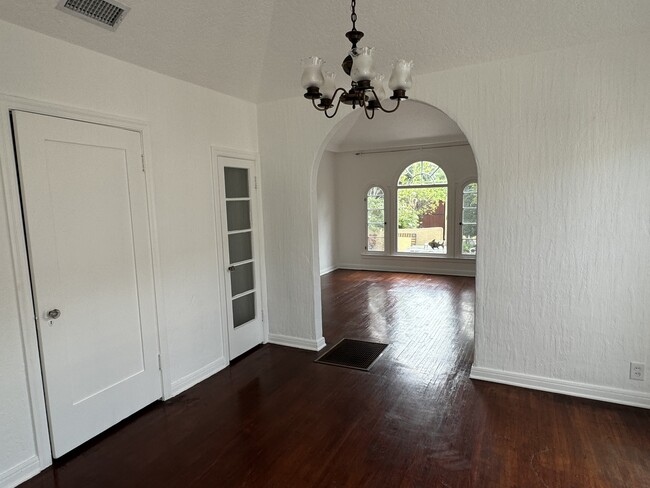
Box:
[47,309,61,319]
[228,266,235,272]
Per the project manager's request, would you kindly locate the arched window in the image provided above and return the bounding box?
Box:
[397,161,448,254]
[461,182,477,255]
[365,186,385,252]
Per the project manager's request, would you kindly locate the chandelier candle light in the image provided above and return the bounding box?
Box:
[301,0,413,119]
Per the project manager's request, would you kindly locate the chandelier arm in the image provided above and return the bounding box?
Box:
[331,87,349,101]
[373,93,402,113]
[311,87,349,113]
[323,94,346,119]
[311,98,327,112]
[362,99,375,119]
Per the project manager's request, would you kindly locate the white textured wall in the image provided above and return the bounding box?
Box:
[0,215,35,483]
[257,101,334,344]
[437,40,650,399]
[317,150,337,274]
[258,35,650,401]
[333,145,477,275]
[0,20,257,483]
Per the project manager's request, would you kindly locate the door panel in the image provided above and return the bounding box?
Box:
[232,293,256,328]
[214,155,264,359]
[226,200,251,230]
[13,111,162,457]
[228,232,252,263]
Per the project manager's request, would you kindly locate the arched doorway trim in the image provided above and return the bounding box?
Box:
[309,101,482,357]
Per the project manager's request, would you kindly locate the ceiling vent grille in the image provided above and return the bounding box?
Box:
[57,0,130,31]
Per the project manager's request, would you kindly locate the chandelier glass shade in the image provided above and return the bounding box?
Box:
[300,0,413,119]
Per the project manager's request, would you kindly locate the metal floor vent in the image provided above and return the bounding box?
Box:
[314,339,389,371]
[57,0,130,31]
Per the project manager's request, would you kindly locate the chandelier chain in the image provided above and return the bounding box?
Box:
[350,0,357,31]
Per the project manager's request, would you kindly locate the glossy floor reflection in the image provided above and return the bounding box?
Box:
[20,270,650,487]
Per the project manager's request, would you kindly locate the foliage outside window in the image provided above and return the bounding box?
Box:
[397,161,448,255]
[461,183,477,255]
[366,186,385,252]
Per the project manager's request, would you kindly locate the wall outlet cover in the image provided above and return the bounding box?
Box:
[630,362,645,381]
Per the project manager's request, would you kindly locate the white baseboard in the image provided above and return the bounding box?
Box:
[337,263,475,277]
[470,366,650,410]
[320,265,338,276]
[1,456,41,488]
[268,333,326,351]
[171,356,229,396]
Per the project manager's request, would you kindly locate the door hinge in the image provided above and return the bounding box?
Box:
[141,154,145,172]
[157,353,162,370]
[261,309,264,322]
[254,176,258,190]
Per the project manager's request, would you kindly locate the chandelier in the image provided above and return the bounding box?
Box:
[300,0,413,120]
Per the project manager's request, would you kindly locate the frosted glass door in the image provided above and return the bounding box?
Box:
[225,167,256,327]
[215,156,264,359]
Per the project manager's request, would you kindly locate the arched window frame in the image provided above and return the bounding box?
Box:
[364,185,387,254]
[395,161,449,255]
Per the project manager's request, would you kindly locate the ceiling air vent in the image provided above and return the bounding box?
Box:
[57,0,130,31]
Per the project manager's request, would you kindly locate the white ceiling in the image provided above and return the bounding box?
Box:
[0,0,648,104]
[327,101,466,153]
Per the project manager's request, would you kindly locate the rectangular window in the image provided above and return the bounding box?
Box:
[397,187,447,254]
[366,187,385,252]
[461,183,477,255]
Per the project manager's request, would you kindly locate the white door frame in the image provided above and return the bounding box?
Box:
[0,93,172,472]
[210,146,269,360]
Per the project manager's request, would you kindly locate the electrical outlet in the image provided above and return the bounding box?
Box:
[630,362,645,381]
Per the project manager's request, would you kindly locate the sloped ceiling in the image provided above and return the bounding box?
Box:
[327,101,466,153]
[0,0,649,104]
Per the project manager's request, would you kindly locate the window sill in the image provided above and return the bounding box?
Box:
[361,252,476,263]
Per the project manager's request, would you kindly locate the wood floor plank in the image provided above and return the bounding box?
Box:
[19,270,650,487]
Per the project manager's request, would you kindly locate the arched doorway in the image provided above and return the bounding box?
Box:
[312,100,480,352]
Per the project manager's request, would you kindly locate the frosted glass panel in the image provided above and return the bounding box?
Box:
[226,201,250,231]
[231,262,254,297]
[232,293,255,327]
[228,232,252,264]
[224,167,249,198]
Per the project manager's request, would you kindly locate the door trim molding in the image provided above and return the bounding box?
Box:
[210,146,270,360]
[0,93,172,473]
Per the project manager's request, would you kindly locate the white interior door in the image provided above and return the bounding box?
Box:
[13,111,162,458]
[214,155,264,359]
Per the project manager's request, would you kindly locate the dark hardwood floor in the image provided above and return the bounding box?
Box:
[20,270,650,487]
